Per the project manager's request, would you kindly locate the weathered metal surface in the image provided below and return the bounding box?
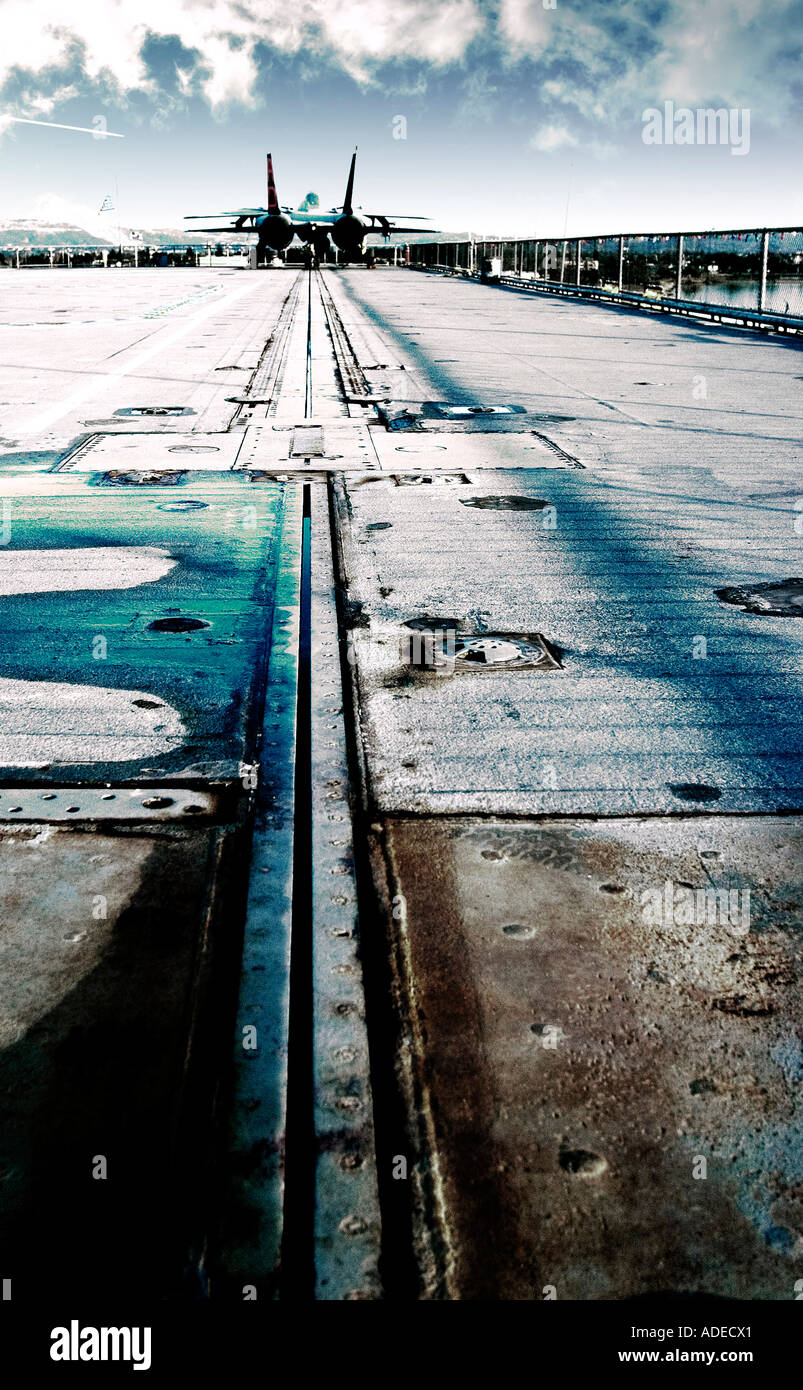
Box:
[346,473,474,489]
[3,258,802,1315]
[380,815,803,1300]
[423,403,527,418]
[238,420,381,471]
[0,785,217,821]
[291,425,326,457]
[0,270,290,449]
[0,474,284,783]
[335,467,803,814]
[63,433,243,471]
[215,487,301,1299]
[459,494,551,510]
[0,822,241,1301]
[451,633,560,670]
[371,431,570,470]
[310,487,381,1300]
[0,543,177,594]
[115,406,195,418]
[715,579,803,617]
[325,269,803,480]
[401,622,561,673]
[317,270,373,403]
[230,270,303,425]
[377,402,577,440]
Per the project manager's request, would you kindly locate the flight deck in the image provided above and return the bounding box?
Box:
[0,265,802,1303]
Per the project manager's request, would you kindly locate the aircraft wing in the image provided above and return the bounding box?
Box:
[364,213,432,221]
[184,213,257,234]
[281,210,438,234]
[184,206,295,222]
[182,225,256,234]
[363,216,440,235]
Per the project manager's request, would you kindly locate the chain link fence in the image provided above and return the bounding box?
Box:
[408,227,803,321]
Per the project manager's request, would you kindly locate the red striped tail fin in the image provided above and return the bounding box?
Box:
[267,153,280,214]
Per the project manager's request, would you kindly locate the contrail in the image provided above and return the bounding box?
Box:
[2,116,124,137]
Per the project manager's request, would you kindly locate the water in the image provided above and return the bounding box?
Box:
[681,276,802,316]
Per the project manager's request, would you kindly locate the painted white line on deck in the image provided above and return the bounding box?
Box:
[19,279,256,436]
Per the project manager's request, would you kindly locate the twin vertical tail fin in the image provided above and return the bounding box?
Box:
[343,147,357,216]
[267,153,280,215]
[269,147,356,216]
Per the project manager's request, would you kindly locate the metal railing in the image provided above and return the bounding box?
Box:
[0,245,199,268]
[407,226,803,328]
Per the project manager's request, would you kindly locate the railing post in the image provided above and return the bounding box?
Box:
[618,236,624,292]
[575,239,582,286]
[675,234,684,299]
[560,240,567,283]
[759,230,769,312]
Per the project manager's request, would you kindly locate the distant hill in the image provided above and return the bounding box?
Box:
[2,220,793,255]
[0,219,473,252]
[0,220,202,249]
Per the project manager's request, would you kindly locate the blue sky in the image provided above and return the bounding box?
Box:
[0,0,801,236]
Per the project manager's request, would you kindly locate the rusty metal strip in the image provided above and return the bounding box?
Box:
[310,485,382,1299]
[217,485,302,1299]
[0,786,217,821]
[327,470,455,1298]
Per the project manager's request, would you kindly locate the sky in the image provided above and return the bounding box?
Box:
[0,0,801,238]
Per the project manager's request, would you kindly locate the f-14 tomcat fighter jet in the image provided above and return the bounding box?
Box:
[185,149,435,262]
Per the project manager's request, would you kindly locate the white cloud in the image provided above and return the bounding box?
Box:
[196,33,260,108]
[318,0,482,77]
[530,123,578,153]
[497,0,553,55]
[500,0,799,126]
[0,0,797,126]
[0,0,485,112]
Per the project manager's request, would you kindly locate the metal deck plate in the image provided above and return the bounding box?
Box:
[0,474,285,783]
[381,815,803,1300]
[63,432,243,471]
[0,822,238,1300]
[238,421,381,471]
[371,431,576,470]
[0,785,216,821]
[335,467,803,815]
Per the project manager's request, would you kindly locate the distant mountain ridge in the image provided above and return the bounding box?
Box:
[0,220,195,248]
